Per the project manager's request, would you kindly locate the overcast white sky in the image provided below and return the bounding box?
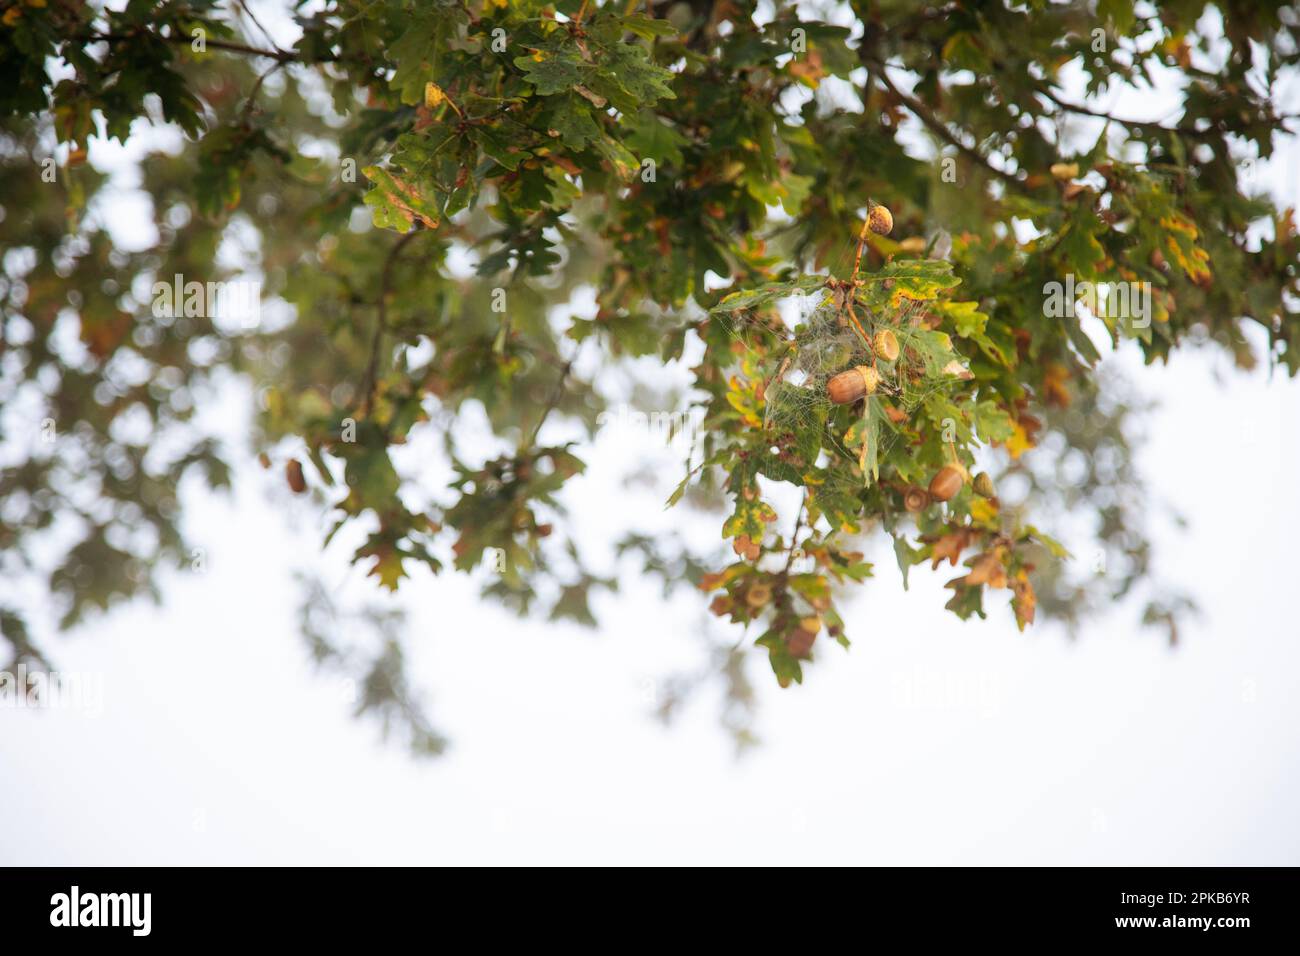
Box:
[7,344,1298,865]
[1,3,1298,865]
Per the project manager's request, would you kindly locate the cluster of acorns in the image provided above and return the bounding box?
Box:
[822,204,997,511]
[903,467,996,511]
[826,203,898,406]
[826,328,899,404]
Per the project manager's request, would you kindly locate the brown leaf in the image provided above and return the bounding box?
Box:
[732,535,761,561]
[788,627,817,658]
[550,154,581,177]
[964,551,1007,589]
[80,309,132,359]
[928,528,973,569]
[285,459,307,494]
[787,48,825,87]
[1010,570,1037,629]
[1042,363,1071,408]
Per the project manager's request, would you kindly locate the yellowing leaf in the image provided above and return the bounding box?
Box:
[970,497,999,524]
[363,166,439,231]
[1010,570,1037,630]
[787,50,825,89]
[361,545,406,591]
[1004,420,1034,459]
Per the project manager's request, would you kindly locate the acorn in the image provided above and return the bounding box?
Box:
[873,329,900,363]
[827,365,880,404]
[928,464,965,502]
[285,459,307,494]
[903,486,931,513]
[868,203,893,236]
[973,472,996,498]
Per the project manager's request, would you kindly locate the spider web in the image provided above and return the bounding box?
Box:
[759,285,963,475]
[707,224,967,486]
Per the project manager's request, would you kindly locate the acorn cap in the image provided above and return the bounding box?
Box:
[903,486,931,513]
[745,583,772,608]
[873,329,900,363]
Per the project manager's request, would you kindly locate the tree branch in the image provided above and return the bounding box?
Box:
[85,31,332,64]
[361,229,421,417]
[1035,85,1299,139]
[862,55,1028,193]
[525,359,574,449]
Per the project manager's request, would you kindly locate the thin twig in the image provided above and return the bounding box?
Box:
[1035,86,1299,138]
[843,216,877,347]
[235,0,285,56]
[830,277,872,350]
[240,61,284,120]
[525,359,574,449]
[361,229,420,416]
[863,54,1027,192]
[851,211,873,278]
[782,495,808,575]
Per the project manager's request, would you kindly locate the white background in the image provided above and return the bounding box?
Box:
[1,3,1298,865]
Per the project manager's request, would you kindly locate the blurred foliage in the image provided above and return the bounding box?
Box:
[297,574,446,756]
[1,1,1297,749]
